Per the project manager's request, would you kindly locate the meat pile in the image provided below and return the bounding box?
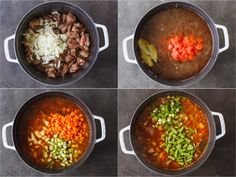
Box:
[23,11,90,78]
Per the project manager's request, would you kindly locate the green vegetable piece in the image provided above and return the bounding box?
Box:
[168,155,175,161]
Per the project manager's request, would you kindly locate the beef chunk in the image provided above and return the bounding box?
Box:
[69,63,79,73]
[77,57,85,66]
[61,64,68,77]
[79,50,89,58]
[65,54,74,63]
[66,12,76,23]
[46,67,56,78]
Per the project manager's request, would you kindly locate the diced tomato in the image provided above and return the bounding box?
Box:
[168,43,173,50]
[167,34,203,62]
[172,50,179,60]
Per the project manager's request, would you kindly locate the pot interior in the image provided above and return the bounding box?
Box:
[130,90,216,175]
[15,2,99,85]
[12,92,95,174]
[133,1,219,86]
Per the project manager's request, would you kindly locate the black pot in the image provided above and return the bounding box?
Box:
[2,91,106,174]
[122,1,229,86]
[4,1,109,85]
[119,90,226,176]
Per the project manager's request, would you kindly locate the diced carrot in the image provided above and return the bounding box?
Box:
[45,110,88,142]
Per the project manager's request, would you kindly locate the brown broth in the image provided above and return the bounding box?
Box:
[134,96,209,170]
[139,7,212,80]
[20,96,90,169]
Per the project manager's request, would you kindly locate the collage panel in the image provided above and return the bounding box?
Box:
[118,89,235,176]
[0,89,117,176]
[0,0,235,176]
[0,0,117,88]
[118,0,236,88]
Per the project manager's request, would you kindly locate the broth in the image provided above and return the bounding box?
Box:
[138,7,212,80]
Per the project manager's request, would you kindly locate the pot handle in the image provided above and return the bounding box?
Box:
[215,24,229,53]
[93,115,106,143]
[119,125,135,155]
[211,111,226,140]
[123,34,137,64]
[4,34,18,64]
[95,23,109,52]
[2,121,16,150]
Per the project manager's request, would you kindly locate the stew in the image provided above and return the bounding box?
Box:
[20,96,90,169]
[138,7,212,80]
[134,95,209,170]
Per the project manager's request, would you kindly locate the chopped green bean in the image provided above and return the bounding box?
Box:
[150,96,196,166]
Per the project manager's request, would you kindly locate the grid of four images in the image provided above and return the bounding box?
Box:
[0,0,235,176]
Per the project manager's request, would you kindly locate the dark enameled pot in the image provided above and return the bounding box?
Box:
[4,1,109,85]
[122,1,229,86]
[2,91,106,174]
[119,90,225,176]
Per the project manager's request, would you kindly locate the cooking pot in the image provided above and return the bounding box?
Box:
[119,90,225,175]
[4,1,109,85]
[122,1,229,86]
[2,91,106,174]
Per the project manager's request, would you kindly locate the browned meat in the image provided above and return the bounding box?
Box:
[59,52,66,61]
[24,11,91,79]
[71,25,79,32]
[53,15,60,23]
[79,32,90,47]
[67,31,78,38]
[79,50,89,58]
[66,12,76,23]
[29,19,40,29]
[46,67,56,78]
[60,24,68,33]
[65,54,74,63]
[70,48,77,57]
[77,57,85,66]
[67,23,72,32]
[79,32,86,46]
[62,13,67,23]
[74,22,83,28]
[68,61,74,68]
[84,34,90,46]
[83,46,89,51]
[79,27,86,33]
[67,38,80,49]
[61,64,68,76]
[69,63,79,73]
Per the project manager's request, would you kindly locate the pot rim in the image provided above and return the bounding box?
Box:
[14,1,99,86]
[132,1,219,87]
[128,90,216,176]
[11,91,96,175]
